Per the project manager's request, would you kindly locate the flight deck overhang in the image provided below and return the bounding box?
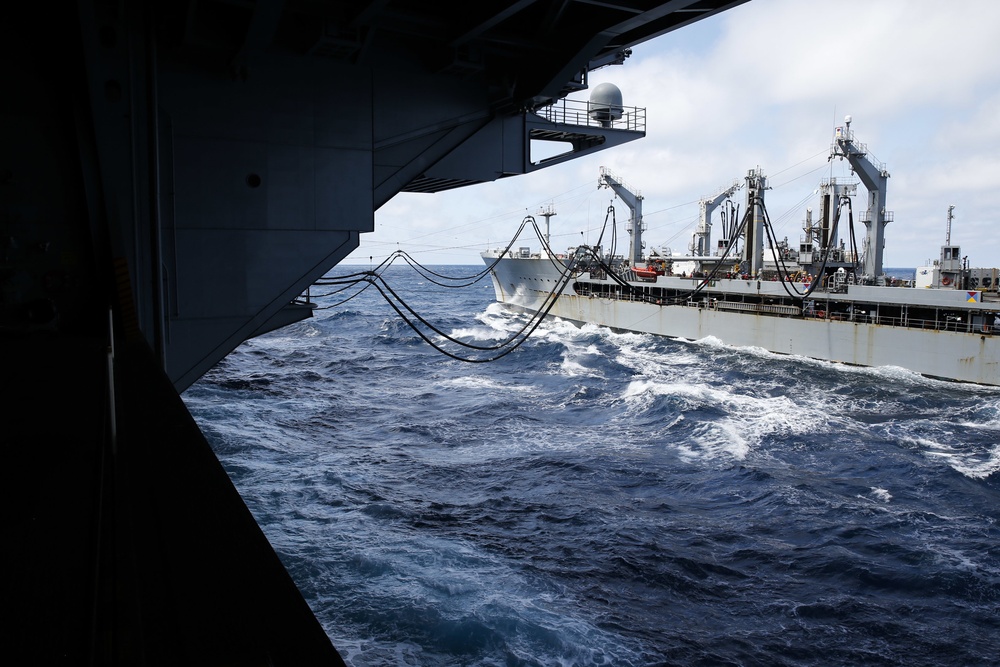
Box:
[401,97,647,193]
[52,0,751,392]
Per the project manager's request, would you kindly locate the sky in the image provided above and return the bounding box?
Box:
[346,0,1000,268]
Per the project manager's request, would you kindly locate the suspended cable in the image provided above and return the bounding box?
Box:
[309,280,377,310]
[364,252,585,363]
[305,215,604,362]
[306,155,860,362]
[316,215,536,290]
[759,194,837,300]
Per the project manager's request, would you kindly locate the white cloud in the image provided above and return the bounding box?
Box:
[350,0,1000,268]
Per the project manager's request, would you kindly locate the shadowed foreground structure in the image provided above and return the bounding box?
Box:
[2,1,747,662]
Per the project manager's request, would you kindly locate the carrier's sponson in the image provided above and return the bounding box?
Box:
[483,252,1000,386]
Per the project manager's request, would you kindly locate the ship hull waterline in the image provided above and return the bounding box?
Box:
[487,258,1000,387]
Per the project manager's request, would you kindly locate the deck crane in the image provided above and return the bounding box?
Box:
[690,179,743,257]
[598,167,645,266]
[743,167,769,276]
[830,116,893,282]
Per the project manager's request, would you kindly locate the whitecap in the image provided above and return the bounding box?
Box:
[619,379,831,462]
[869,487,892,502]
[913,437,1000,479]
[678,419,751,461]
[943,447,1000,480]
[448,325,512,342]
[440,375,535,393]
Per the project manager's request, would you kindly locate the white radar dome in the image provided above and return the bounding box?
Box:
[588,82,624,127]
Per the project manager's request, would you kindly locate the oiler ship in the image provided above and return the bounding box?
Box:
[484,119,1000,385]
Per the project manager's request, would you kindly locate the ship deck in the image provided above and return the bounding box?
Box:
[572,275,1000,336]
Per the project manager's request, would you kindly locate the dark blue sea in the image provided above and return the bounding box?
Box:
[182,264,1000,666]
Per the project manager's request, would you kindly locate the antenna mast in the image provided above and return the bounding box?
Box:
[946,204,955,244]
[538,204,557,253]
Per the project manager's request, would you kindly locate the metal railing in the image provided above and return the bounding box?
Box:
[804,311,995,334]
[536,98,646,133]
[573,280,996,335]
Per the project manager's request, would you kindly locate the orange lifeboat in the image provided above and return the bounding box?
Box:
[632,266,658,280]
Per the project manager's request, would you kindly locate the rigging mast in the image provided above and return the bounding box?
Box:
[691,179,742,256]
[744,167,768,275]
[598,167,645,265]
[830,116,893,281]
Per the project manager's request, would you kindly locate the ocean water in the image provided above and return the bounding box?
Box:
[182,264,1000,666]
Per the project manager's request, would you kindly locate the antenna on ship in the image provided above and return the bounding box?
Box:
[946,204,955,244]
[538,204,557,255]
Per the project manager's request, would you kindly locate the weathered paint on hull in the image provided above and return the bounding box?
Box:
[486,257,1000,386]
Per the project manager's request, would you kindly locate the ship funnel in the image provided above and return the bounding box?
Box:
[589,83,624,127]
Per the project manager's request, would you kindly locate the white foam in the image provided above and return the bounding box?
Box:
[451,304,534,341]
[558,357,590,377]
[440,375,535,393]
[913,437,1000,479]
[482,301,509,318]
[925,542,990,574]
[869,487,892,502]
[448,325,512,342]
[555,340,606,378]
[675,420,751,461]
[944,447,1000,480]
[618,378,833,462]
